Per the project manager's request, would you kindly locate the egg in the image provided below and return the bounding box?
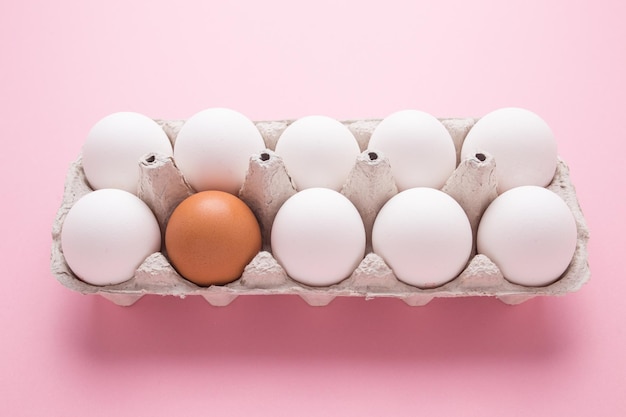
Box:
[165,191,262,286]
[368,110,457,190]
[274,115,360,190]
[271,188,366,286]
[82,112,173,194]
[173,108,265,194]
[61,189,161,286]
[477,185,577,287]
[461,107,558,193]
[372,188,473,288]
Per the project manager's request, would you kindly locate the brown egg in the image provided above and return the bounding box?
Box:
[165,191,262,286]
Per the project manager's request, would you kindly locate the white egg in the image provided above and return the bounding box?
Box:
[82,112,173,194]
[477,185,577,287]
[461,107,558,193]
[372,188,472,288]
[367,110,457,190]
[174,108,265,194]
[271,188,366,286]
[275,115,360,190]
[61,189,161,286]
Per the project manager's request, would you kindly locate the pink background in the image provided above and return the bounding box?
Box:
[2,0,625,415]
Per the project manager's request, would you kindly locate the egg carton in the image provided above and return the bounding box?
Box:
[50,118,590,307]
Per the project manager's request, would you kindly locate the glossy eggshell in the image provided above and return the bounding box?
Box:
[460,107,558,193]
[173,108,265,194]
[270,188,366,286]
[372,187,473,288]
[164,191,262,286]
[82,112,173,194]
[61,189,161,286]
[274,115,361,191]
[368,110,457,190]
[477,185,578,287]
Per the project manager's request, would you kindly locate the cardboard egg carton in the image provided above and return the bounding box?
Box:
[50,118,590,307]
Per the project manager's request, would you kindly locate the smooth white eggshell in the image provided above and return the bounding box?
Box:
[368,110,457,190]
[174,108,265,194]
[271,188,366,286]
[477,185,577,287]
[61,189,161,286]
[274,115,360,190]
[372,188,473,288]
[82,112,173,194]
[460,107,557,193]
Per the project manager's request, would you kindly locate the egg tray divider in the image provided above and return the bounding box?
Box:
[50,118,590,307]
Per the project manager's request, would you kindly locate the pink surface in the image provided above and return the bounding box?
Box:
[1,0,625,415]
